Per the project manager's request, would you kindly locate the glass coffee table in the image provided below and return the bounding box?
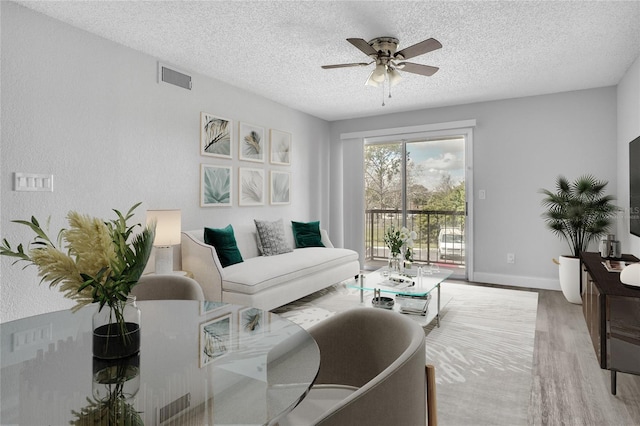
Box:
[351,266,452,327]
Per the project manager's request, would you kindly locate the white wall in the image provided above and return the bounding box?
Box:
[3,2,638,323]
[617,54,640,256]
[330,87,620,290]
[0,3,331,322]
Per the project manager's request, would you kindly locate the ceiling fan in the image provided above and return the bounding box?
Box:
[322,37,442,88]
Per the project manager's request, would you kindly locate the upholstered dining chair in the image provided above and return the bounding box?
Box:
[132,274,205,301]
[426,364,438,426]
[278,307,427,426]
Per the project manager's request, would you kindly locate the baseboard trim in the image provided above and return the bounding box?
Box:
[472,272,560,291]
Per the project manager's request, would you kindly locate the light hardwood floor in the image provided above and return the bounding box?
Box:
[529,289,640,425]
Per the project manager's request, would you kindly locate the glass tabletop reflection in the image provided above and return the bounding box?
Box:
[0,300,319,425]
[353,266,453,296]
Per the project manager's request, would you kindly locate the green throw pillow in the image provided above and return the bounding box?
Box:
[204,225,243,268]
[292,221,325,248]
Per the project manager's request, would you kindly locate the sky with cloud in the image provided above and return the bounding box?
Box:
[407,138,465,191]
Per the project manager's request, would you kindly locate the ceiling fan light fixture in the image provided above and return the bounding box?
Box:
[365,70,380,87]
[371,63,387,83]
[388,68,402,86]
[323,36,442,104]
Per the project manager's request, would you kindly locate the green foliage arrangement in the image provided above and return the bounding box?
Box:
[71,394,143,426]
[71,359,143,426]
[540,175,617,257]
[1,202,155,318]
[384,225,417,260]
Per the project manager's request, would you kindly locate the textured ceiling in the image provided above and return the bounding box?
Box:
[15,1,640,121]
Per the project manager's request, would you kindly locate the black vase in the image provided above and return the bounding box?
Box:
[92,296,141,360]
[92,353,141,401]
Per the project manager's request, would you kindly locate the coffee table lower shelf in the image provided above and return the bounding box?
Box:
[356,273,442,328]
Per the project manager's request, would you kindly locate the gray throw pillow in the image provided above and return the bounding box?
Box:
[254,218,292,256]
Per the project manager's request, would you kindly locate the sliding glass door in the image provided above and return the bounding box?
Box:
[364,136,467,279]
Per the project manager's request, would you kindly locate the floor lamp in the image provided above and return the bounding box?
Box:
[146,209,181,275]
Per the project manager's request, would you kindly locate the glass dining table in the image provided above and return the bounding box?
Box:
[0,300,320,425]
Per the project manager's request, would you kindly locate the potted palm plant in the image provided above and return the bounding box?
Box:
[540,175,617,303]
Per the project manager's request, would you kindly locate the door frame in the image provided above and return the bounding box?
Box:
[355,121,475,281]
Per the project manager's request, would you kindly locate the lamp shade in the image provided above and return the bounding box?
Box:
[388,68,402,87]
[371,63,387,83]
[147,209,181,246]
[365,69,380,87]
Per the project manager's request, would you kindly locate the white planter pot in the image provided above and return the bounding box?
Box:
[558,255,582,304]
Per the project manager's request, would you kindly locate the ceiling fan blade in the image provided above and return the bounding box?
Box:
[321,62,371,69]
[396,62,439,76]
[394,38,442,60]
[347,38,378,57]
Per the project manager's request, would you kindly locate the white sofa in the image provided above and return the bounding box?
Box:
[181,224,360,310]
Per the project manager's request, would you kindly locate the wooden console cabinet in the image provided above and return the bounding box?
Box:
[580,252,640,395]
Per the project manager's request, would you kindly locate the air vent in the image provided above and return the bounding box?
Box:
[159,392,191,423]
[159,63,192,90]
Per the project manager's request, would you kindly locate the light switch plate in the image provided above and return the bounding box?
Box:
[14,172,53,192]
[12,323,52,351]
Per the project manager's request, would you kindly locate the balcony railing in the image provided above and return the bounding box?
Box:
[365,209,466,266]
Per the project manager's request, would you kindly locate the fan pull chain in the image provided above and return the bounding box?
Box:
[381,80,386,106]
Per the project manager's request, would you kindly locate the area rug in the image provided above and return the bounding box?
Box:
[273,278,538,426]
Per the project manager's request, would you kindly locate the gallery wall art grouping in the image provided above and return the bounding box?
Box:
[199,112,291,207]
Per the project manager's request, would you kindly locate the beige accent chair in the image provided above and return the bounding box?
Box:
[132,274,205,301]
[279,307,427,426]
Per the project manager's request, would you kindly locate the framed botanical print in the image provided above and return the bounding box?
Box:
[270,129,292,165]
[238,307,266,339]
[200,300,226,315]
[239,167,265,206]
[270,171,290,205]
[239,122,265,163]
[201,112,232,159]
[200,313,232,367]
[201,164,232,207]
